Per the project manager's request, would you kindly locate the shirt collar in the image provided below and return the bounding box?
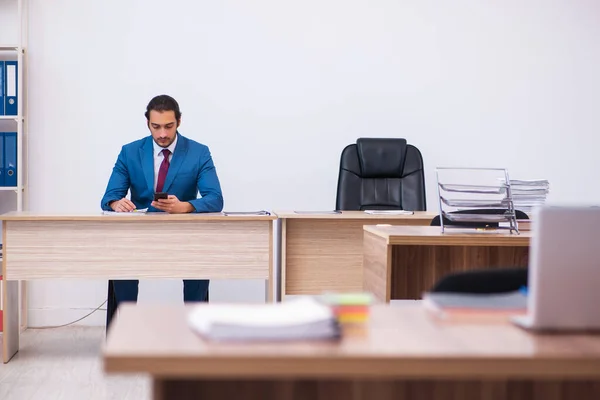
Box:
[153,133,178,157]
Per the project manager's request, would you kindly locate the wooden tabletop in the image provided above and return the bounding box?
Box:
[274,210,437,221]
[103,304,600,379]
[0,211,276,222]
[364,225,532,246]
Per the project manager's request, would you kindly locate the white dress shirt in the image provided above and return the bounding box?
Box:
[152,135,178,191]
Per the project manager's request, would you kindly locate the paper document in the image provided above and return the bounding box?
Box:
[222,210,270,216]
[508,179,550,186]
[364,210,414,215]
[293,210,341,214]
[102,208,148,215]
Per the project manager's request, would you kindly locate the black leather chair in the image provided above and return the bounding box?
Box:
[335,138,426,211]
[430,267,528,294]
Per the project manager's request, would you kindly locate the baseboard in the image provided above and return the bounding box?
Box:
[27,307,107,328]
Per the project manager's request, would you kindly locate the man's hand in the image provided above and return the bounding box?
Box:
[152,195,194,214]
[110,198,136,212]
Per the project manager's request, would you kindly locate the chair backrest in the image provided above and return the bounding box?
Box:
[429,208,530,227]
[335,138,426,211]
[430,267,528,294]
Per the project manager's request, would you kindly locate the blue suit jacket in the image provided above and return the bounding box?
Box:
[101,133,224,213]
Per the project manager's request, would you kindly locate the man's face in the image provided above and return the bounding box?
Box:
[148,110,179,148]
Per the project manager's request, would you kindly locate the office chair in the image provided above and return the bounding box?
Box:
[430,267,528,294]
[335,138,426,211]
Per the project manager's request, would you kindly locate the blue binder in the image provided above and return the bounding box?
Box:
[0,61,4,116]
[5,61,18,116]
[0,133,4,186]
[4,132,17,187]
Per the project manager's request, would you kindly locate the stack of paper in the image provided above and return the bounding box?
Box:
[102,208,148,215]
[322,292,373,324]
[509,179,550,213]
[187,297,340,342]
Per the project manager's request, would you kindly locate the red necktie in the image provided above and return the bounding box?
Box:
[156,149,171,192]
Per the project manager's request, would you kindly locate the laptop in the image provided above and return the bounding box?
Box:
[512,206,600,331]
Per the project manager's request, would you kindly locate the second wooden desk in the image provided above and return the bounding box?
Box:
[363,225,531,302]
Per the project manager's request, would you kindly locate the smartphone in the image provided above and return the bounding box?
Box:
[154,192,168,201]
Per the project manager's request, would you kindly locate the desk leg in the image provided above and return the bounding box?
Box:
[151,378,600,400]
[275,218,283,302]
[265,280,272,303]
[20,280,27,332]
[266,222,274,303]
[153,379,166,400]
[363,231,392,303]
[2,279,19,363]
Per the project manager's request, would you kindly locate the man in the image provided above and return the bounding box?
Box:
[101,94,223,329]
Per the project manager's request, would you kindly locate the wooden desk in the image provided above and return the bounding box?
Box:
[104,304,600,400]
[275,211,436,298]
[363,225,531,302]
[0,212,276,363]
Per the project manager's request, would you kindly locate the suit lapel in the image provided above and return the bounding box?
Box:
[162,133,188,193]
[139,137,155,193]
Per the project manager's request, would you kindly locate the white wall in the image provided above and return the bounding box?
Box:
[9,0,600,325]
[0,0,19,45]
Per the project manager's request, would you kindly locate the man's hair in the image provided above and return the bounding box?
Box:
[144,95,182,121]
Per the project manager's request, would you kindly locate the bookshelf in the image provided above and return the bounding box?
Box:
[1,0,28,331]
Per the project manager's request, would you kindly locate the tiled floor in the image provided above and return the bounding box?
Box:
[0,327,150,400]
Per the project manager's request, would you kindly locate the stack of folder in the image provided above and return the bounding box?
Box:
[0,60,19,187]
[322,292,373,324]
[0,132,17,186]
[0,60,18,116]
